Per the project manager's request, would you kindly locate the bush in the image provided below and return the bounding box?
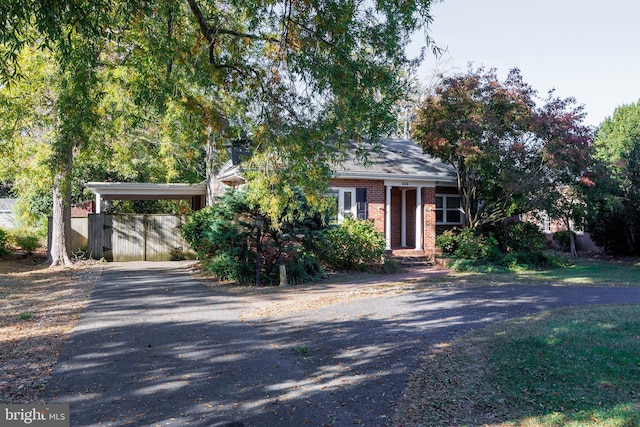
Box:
[553,230,577,249]
[320,218,386,270]
[14,234,41,255]
[436,228,500,261]
[438,226,566,272]
[435,228,460,256]
[285,253,324,285]
[182,190,327,285]
[0,228,9,256]
[589,206,638,254]
[504,251,565,270]
[497,221,546,253]
[205,252,254,284]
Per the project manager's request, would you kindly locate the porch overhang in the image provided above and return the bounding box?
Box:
[332,171,456,184]
[85,182,207,212]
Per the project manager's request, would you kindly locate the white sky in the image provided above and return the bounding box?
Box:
[409,0,640,127]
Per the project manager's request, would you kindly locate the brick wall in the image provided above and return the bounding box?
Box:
[329,179,385,233]
[331,179,439,256]
[423,187,437,255]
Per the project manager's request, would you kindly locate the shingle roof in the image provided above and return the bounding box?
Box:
[217,139,457,184]
[333,139,456,182]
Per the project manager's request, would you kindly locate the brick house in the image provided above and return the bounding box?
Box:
[217,139,460,257]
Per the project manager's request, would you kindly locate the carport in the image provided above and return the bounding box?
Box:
[85,182,208,213]
[82,182,208,261]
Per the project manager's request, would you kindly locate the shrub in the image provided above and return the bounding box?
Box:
[504,251,565,270]
[182,190,327,285]
[497,221,546,253]
[204,252,254,284]
[15,234,41,255]
[0,229,9,256]
[589,206,639,254]
[435,228,460,256]
[285,253,324,285]
[553,230,577,249]
[320,218,386,270]
[436,228,500,261]
[448,258,508,273]
[439,226,566,272]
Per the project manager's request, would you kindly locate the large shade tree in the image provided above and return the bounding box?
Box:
[1,0,440,265]
[590,101,640,254]
[534,95,597,257]
[412,67,595,234]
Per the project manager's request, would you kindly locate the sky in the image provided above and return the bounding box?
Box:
[409,0,640,127]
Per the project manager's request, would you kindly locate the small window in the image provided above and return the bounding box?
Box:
[331,187,358,222]
[356,188,367,220]
[436,195,464,225]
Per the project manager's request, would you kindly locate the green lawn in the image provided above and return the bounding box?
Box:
[520,258,640,285]
[395,258,640,426]
[421,257,640,288]
[395,305,640,427]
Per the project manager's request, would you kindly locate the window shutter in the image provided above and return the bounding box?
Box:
[356,188,367,219]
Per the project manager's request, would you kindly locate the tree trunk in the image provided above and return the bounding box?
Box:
[48,149,73,267]
[205,132,218,206]
[564,216,577,258]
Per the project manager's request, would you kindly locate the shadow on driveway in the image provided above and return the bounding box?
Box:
[45,262,640,426]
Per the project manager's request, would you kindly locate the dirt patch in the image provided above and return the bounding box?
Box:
[0,254,102,403]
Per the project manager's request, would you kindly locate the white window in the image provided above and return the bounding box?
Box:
[541,211,551,233]
[436,195,464,225]
[331,188,357,222]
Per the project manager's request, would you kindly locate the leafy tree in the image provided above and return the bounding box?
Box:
[412,68,539,228]
[0,1,142,266]
[412,67,595,235]
[533,95,597,257]
[179,0,440,224]
[590,101,640,254]
[2,0,439,265]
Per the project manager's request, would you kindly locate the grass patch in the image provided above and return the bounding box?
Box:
[395,305,640,426]
[18,312,35,321]
[517,258,640,286]
[293,345,310,356]
[419,257,640,288]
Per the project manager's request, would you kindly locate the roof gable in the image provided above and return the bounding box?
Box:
[217,139,456,185]
[333,139,455,182]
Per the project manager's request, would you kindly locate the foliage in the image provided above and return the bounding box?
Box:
[413,67,595,230]
[182,190,326,285]
[589,205,639,254]
[437,226,564,272]
[293,345,311,356]
[552,230,577,249]
[436,227,500,260]
[14,233,42,255]
[495,221,546,253]
[319,218,386,270]
[590,101,640,254]
[0,229,9,256]
[2,0,440,264]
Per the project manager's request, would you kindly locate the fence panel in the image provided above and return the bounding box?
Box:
[111,214,145,262]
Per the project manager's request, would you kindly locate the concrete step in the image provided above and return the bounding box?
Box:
[387,249,433,267]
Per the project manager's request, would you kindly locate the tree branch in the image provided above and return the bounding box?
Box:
[186,0,280,44]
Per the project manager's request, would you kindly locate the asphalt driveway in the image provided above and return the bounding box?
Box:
[45,261,640,426]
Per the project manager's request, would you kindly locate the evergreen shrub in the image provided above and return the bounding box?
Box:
[497,221,546,252]
[320,218,386,270]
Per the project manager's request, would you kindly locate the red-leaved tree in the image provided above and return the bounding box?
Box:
[412,67,596,239]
